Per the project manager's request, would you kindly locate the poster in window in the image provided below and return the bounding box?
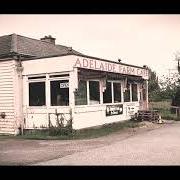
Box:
[106,104,123,116]
[60,82,69,88]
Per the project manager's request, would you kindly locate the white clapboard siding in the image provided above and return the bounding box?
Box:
[0,102,14,106]
[0,60,16,135]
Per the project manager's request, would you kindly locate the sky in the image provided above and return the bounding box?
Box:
[0,14,180,79]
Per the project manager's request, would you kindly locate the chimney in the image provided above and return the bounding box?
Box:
[67,47,72,52]
[40,35,56,45]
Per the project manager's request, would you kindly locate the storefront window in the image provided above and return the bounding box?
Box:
[75,80,87,105]
[103,82,112,103]
[124,83,130,102]
[29,82,45,106]
[132,84,138,101]
[89,81,100,104]
[50,80,69,106]
[113,82,121,103]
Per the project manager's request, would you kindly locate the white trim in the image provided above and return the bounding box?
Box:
[121,81,124,103]
[87,81,90,105]
[28,79,46,83]
[46,74,50,108]
[100,80,103,105]
[146,80,149,110]
[111,81,114,103]
[49,71,70,76]
[26,73,46,77]
[130,83,132,102]
[49,77,70,81]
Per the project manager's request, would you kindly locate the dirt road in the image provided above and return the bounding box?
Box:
[0,120,176,165]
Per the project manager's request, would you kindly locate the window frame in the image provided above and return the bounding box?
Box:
[131,83,138,102]
[28,76,46,107]
[113,81,122,104]
[103,81,113,104]
[75,79,88,106]
[75,79,101,107]
[88,79,101,105]
[49,77,70,107]
[103,80,123,105]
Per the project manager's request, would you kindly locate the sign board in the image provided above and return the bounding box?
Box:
[106,104,123,116]
[127,106,135,116]
[60,82,69,88]
[74,57,149,80]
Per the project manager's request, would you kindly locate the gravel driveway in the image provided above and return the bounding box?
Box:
[0,120,177,165]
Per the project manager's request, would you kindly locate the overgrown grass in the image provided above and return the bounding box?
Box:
[0,120,140,140]
[149,101,180,121]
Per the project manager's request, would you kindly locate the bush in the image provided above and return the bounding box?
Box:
[19,120,141,140]
[48,127,73,136]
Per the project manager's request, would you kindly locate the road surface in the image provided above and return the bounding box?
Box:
[0,121,179,165]
[35,121,180,165]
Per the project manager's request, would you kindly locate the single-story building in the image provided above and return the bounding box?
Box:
[0,34,149,135]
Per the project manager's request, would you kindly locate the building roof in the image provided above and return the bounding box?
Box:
[0,33,84,59]
[0,33,147,70]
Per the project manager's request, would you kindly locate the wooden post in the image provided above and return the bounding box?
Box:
[146,80,149,110]
[177,108,180,118]
[176,108,178,117]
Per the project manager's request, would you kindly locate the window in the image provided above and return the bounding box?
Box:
[103,82,112,103]
[132,84,138,101]
[75,80,87,105]
[113,82,121,103]
[50,80,69,106]
[89,81,100,104]
[124,83,130,102]
[29,82,45,106]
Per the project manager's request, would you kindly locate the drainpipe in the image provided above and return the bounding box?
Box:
[16,55,24,135]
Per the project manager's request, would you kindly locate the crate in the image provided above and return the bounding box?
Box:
[135,110,160,121]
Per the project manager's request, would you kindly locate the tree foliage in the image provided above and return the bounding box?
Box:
[148,67,180,102]
[148,67,161,101]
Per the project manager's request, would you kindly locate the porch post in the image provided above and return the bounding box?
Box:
[46,74,50,127]
[146,80,149,110]
[14,59,24,135]
[69,67,78,127]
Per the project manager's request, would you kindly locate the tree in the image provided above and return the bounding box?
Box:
[148,67,161,101]
[172,58,180,106]
[159,74,180,100]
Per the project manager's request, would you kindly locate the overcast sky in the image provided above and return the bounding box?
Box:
[0,14,180,78]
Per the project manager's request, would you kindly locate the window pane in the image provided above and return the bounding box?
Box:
[50,80,69,106]
[29,82,45,106]
[103,82,112,103]
[113,82,121,103]
[124,83,130,102]
[132,84,138,101]
[75,80,87,105]
[89,81,100,104]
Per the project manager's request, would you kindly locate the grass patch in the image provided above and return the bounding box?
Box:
[0,120,140,140]
[149,101,180,121]
[71,120,140,140]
